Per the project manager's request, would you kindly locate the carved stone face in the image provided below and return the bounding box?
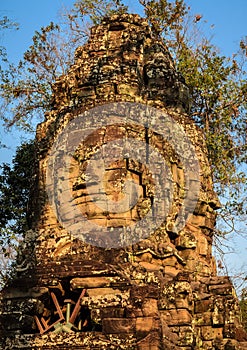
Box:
[71,125,154,232]
[44,101,210,271]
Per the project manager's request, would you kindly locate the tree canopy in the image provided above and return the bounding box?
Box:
[0,0,246,283]
[0,140,36,286]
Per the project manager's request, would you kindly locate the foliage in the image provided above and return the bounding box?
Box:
[0,139,36,287]
[0,21,70,130]
[0,139,36,236]
[0,0,127,130]
[72,0,128,25]
[0,16,19,147]
[0,16,18,61]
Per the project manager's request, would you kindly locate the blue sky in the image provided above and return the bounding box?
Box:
[0,0,74,63]
[187,0,247,55]
[1,0,247,62]
[0,0,247,289]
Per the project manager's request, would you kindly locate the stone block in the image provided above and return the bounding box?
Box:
[223,324,237,339]
[137,332,162,350]
[125,305,143,317]
[140,252,153,262]
[188,214,206,227]
[160,309,192,326]
[196,232,209,256]
[142,299,159,317]
[177,326,194,346]
[194,299,213,313]
[201,326,223,341]
[175,230,197,249]
[208,276,231,285]
[162,256,178,267]
[136,316,155,335]
[130,285,159,300]
[200,340,213,349]
[209,283,233,296]
[139,261,162,271]
[102,318,135,334]
[100,307,126,319]
[70,276,122,289]
[175,296,192,310]
[86,287,123,297]
[194,312,212,326]
[164,265,180,278]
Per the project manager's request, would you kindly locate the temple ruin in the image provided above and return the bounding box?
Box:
[0,13,247,350]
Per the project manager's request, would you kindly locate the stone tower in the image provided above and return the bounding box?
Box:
[0,13,247,350]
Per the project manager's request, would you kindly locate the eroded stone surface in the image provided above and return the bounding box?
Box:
[0,13,246,350]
